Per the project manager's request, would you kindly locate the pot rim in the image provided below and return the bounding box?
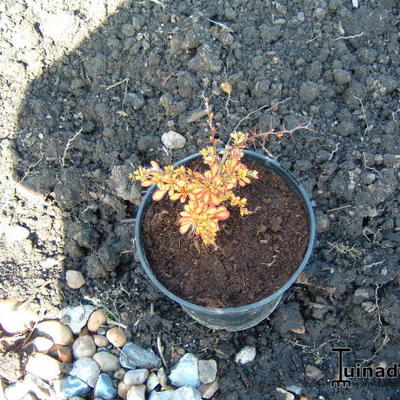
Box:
[135,149,316,314]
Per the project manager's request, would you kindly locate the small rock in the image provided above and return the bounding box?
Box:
[199,380,219,399]
[66,270,85,289]
[157,367,167,387]
[25,353,62,382]
[198,360,217,384]
[106,327,127,348]
[93,351,120,373]
[364,173,376,184]
[87,310,107,332]
[146,372,160,393]
[305,365,324,381]
[70,357,100,387]
[73,335,97,359]
[124,93,145,110]
[161,131,187,150]
[114,368,127,380]
[124,369,149,386]
[127,385,146,400]
[53,344,73,363]
[188,44,222,73]
[60,305,96,335]
[333,69,351,85]
[0,299,38,334]
[174,386,202,400]
[118,381,129,399]
[316,212,329,233]
[169,353,200,388]
[94,373,117,400]
[93,335,109,347]
[270,303,305,335]
[235,347,256,365]
[36,320,74,346]
[32,337,54,353]
[299,82,319,104]
[54,376,91,399]
[4,381,29,400]
[24,373,54,399]
[120,342,162,369]
[185,108,207,124]
[276,387,295,400]
[148,390,175,400]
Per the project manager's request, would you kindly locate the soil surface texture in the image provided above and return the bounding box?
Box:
[1,0,399,399]
[143,162,309,308]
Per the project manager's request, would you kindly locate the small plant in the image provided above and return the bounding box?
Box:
[131,132,258,245]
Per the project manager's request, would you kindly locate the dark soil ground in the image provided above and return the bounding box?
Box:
[1,0,399,399]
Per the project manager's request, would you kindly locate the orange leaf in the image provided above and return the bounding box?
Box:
[152,189,167,201]
[213,207,230,220]
[179,223,191,234]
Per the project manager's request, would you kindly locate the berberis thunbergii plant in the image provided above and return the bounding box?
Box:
[131,131,258,245]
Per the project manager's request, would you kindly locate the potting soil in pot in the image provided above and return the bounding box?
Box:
[143,162,309,308]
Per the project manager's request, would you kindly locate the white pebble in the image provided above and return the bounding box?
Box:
[124,369,149,386]
[32,336,54,353]
[66,270,85,289]
[127,385,146,400]
[161,131,187,150]
[25,353,62,382]
[60,305,95,335]
[36,320,74,345]
[235,346,256,365]
[106,326,127,348]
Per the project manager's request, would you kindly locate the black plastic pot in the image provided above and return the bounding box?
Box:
[135,150,316,331]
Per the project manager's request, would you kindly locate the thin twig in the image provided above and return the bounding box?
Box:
[106,78,129,91]
[207,18,234,33]
[61,128,82,167]
[232,98,291,133]
[334,32,364,41]
[363,152,382,177]
[157,334,168,368]
[19,155,44,182]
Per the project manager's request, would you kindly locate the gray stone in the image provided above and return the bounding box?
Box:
[198,360,217,384]
[107,157,142,205]
[124,93,145,110]
[146,372,160,392]
[169,353,200,388]
[120,342,162,369]
[161,131,187,150]
[364,173,376,184]
[94,373,117,400]
[299,82,319,104]
[188,44,222,73]
[333,69,351,85]
[60,305,96,335]
[124,369,149,386]
[127,385,146,400]
[93,351,120,373]
[148,390,175,400]
[174,386,202,400]
[73,335,96,359]
[270,303,305,335]
[234,347,256,365]
[54,376,91,399]
[70,358,100,387]
[199,380,220,399]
